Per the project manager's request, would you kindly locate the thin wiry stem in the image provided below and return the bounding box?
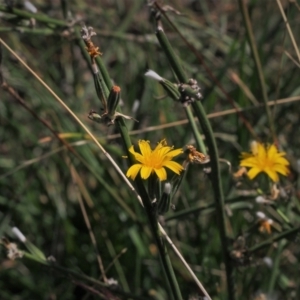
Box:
[158,224,212,299]
[276,0,300,63]
[70,164,108,284]
[237,0,276,144]
[100,95,300,140]
[101,231,130,292]
[6,90,298,145]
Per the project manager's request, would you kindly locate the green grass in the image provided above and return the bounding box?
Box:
[1,1,300,299]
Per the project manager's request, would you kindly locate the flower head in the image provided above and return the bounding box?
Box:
[240,141,289,182]
[258,219,273,234]
[126,139,183,181]
[185,145,209,164]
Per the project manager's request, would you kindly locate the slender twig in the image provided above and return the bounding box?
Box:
[101,95,300,139]
[276,0,300,63]
[158,224,212,299]
[69,164,108,283]
[102,231,130,293]
[103,246,127,275]
[9,93,299,145]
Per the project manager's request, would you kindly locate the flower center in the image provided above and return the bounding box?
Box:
[144,152,163,169]
[258,156,273,170]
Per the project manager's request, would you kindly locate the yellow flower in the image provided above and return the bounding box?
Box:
[240,141,289,182]
[126,139,183,181]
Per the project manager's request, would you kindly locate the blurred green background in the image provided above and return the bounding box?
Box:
[1,0,300,299]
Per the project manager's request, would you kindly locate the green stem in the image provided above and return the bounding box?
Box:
[237,0,276,144]
[192,101,235,299]
[116,118,182,300]
[155,24,186,83]
[155,20,235,300]
[0,27,55,34]
[155,24,206,153]
[165,196,255,222]
[136,185,182,300]
[95,55,112,92]
[275,208,292,227]
[60,0,69,20]
[248,226,300,253]
[77,23,182,298]
[185,106,206,154]
[104,233,130,293]
[75,26,111,98]
[268,240,285,293]
[0,5,67,27]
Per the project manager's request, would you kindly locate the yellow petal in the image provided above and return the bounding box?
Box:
[163,161,183,174]
[257,143,267,159]
[264,168,279,182]
[240,152,253,159]
[129,145,145,163]
[240,157,261,168]
[139,140,152,157]
[247,167,261,180]
[126,139,183,181]
[126,164,142,180]
[275,156,289,166]
[154,140,167,151]
[156,146,172,157]
[154,167,167,181]
[267,144,278,159]
[140,165,153,179]
[274,165,289,176]
[128,145,136,155]
[165,148,183,158]
[240,142,289,182]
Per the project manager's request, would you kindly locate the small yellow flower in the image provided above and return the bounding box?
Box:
[126,139,183,181]
[240,141,289,182]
